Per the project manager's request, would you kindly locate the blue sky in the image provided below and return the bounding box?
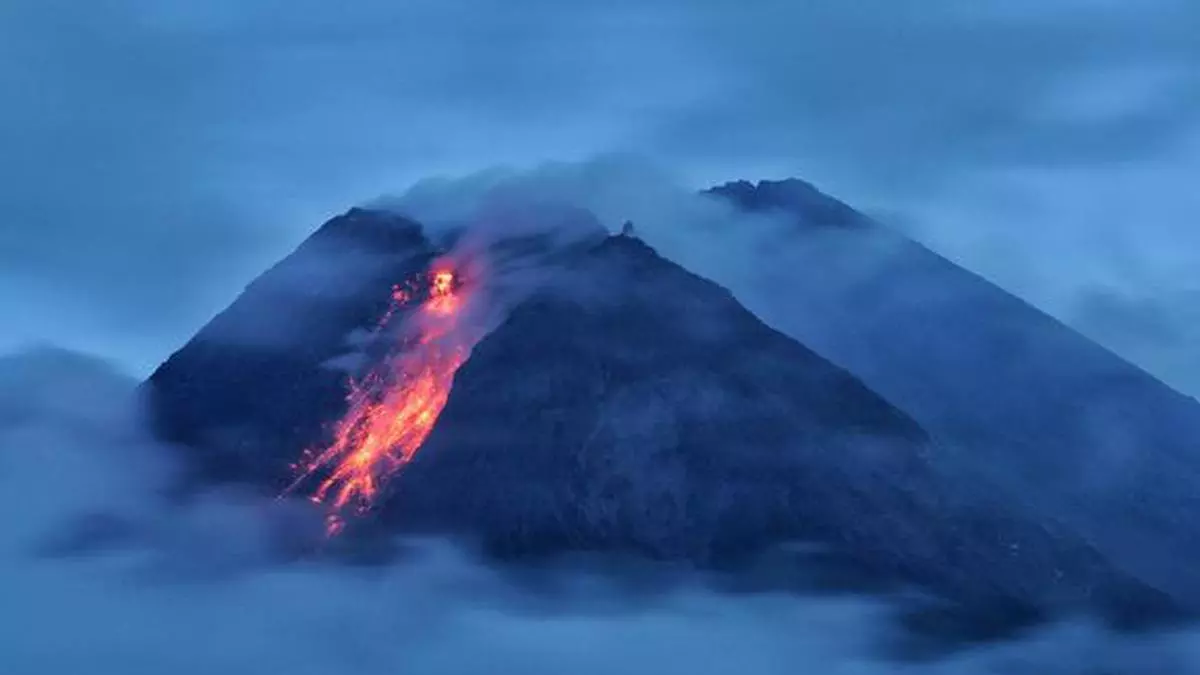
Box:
[1,0,1197,393]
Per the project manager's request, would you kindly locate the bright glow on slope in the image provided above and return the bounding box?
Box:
[283,265,471,535]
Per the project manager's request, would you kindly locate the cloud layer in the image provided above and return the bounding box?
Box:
[5,347,1200,674]
[2,0,1197,387]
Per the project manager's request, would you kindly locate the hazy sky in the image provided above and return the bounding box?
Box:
[1,0,1197,389]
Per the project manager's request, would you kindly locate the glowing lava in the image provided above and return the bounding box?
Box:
[283,265,472,535]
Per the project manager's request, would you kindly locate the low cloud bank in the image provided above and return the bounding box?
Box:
[3,346,1200,673]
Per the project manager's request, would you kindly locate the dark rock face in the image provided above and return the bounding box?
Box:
[146,207,441,486]
[706,178,1200,607]
[383,235,932,556]
[145,204,1177,624]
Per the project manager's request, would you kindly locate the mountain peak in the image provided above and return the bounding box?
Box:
[313,207,428,253]
[704,178,868,228]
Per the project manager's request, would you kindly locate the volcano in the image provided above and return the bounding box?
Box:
[145,190,1182,628]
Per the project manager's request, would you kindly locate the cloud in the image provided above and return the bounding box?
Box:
[2,0,1197,379]
[11,343,1200,667]
[6,346,1200,674]
[661,0,1200,190]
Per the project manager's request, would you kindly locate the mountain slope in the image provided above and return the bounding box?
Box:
[147,207,439,485]
[706,178,1200,605]
[376,234,1168,615]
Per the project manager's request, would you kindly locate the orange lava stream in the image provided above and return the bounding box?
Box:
[284,268,469,536]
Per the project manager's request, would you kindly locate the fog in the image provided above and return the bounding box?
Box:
[4,347,1200,674]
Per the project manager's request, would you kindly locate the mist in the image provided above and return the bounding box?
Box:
[4,346,1200,674]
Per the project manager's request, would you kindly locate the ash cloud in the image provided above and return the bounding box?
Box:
[5,346,1200,674]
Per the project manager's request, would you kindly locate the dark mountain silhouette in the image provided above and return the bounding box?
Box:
[147,207,439,486]
[145,200,1182,632]
[706,178,1200,607]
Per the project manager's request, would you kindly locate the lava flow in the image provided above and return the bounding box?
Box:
[283,266,472,536]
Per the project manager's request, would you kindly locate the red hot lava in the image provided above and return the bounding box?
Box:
[283,265,473,536]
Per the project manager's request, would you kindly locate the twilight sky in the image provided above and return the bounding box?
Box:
[1,0,1197,393]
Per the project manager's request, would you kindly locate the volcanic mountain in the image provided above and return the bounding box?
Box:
[146,193,1181,628]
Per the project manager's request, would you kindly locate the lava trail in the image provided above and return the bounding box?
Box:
[283,266,473,535]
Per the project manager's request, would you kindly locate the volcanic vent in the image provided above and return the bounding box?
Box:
[146,203,1172,618]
